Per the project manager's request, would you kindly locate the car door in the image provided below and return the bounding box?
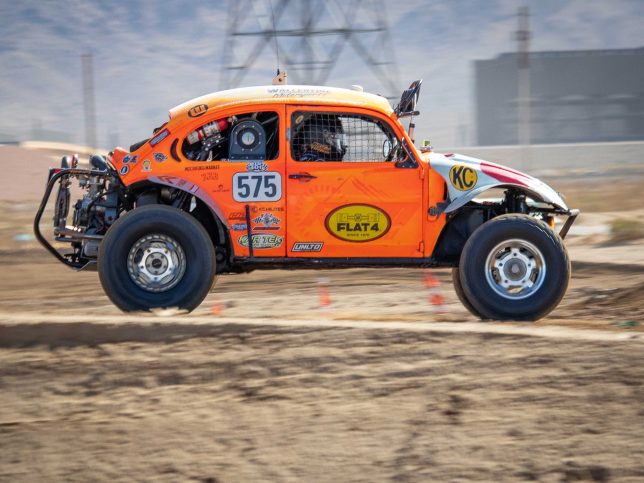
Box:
[285,106,424,258]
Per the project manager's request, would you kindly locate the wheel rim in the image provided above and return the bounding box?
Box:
[127,234,186,293]
[484,238,546,300]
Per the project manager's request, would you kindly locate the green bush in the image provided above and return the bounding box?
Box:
[610,218,644,243]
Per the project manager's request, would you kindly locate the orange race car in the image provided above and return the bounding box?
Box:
[34,80,578,320]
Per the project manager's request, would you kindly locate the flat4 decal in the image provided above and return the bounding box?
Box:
[233,172,282,202]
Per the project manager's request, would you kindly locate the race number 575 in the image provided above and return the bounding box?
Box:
[232,172,282,202]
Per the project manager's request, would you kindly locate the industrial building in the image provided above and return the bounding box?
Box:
[474,47,644,145]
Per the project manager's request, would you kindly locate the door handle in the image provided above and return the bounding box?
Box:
[288,172,317,181]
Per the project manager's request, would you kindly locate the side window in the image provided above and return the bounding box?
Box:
[182,111,279,162]
[291,112,399,162]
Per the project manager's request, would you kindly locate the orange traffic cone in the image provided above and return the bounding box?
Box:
[317,277,332,309]
[210,300,225,316]
[424,270,447,314]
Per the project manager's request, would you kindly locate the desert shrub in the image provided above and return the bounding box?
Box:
[610,218,644,243]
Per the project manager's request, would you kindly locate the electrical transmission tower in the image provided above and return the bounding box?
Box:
[220,0,399,99]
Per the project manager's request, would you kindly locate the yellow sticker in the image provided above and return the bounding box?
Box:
[325,204,391,242]
[449,164,478,191]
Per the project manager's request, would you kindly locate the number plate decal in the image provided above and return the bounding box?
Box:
[232,172,282,202]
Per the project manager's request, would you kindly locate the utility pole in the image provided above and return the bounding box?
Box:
[81,53,97,149]
[516,6,531,169]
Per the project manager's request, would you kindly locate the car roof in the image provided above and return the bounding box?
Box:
[168,85,394,120]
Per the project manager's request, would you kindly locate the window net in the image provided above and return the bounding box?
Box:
[291,112,398,162]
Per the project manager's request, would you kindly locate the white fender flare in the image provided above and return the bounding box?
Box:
[427,152,568,213]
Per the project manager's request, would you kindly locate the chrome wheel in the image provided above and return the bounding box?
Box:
[484,238,546,300]
[127,234,186,293]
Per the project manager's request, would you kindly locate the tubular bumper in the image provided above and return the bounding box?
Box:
[559,208,580,240]
[33,167,105,270]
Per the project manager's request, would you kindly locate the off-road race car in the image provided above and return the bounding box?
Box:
[35,80,578,320]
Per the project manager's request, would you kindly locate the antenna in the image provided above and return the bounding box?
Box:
[268,0,280,73]
[268,0,287,84]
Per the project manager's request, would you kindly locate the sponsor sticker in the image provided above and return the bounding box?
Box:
[142,159,151,172]
[212,183,230,193]
[325,204,391,242]
[238,233,283,249]
[153,152,167,163]
[449,164,477,191]
[246,161,268,172]
[252,213,280,230]
[200,171,218,181]
[185,165,220,171]
[267,87,329,98]
[188,104,208,118]
[123,154,131,164]
[150,128,170,146]
[130,155,138,165]
[231,223,248,231]
[292,242,323,252]
[119,165,129,175]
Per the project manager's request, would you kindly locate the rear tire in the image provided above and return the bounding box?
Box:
[98,205,216,312]
[451,268,487,320]
[458,214,570,321]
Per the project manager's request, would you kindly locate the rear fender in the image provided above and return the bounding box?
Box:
[428,152,568,213]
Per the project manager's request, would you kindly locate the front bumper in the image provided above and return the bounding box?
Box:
[559,208,580,239]
[33,167,106,270]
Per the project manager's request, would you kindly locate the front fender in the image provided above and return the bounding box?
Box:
[427,152,568,213]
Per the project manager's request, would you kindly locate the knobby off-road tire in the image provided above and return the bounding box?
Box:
[458,214,570,321]
[451,268,487,320]
[98,205,216,312]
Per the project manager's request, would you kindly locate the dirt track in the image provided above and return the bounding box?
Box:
[1,253,644,482]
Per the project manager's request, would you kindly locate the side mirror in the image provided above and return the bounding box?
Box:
[382,139,392,160]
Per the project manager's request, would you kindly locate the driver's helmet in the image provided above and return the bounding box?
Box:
[293,114,347,161]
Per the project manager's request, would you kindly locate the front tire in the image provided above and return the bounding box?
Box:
[458,214,570,321]
[98,205,216,312]
[451,268,487,320]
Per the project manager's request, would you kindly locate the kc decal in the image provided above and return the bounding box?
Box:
[325,204,391,242]
[449,164,478,191]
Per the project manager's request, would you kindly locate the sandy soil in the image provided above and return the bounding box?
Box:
[1,146,644,481]
[1,253,643,481]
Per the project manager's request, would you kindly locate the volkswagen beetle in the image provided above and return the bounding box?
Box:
[34,80,578,320]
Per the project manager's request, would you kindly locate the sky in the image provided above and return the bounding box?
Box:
[0,0,643,149]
